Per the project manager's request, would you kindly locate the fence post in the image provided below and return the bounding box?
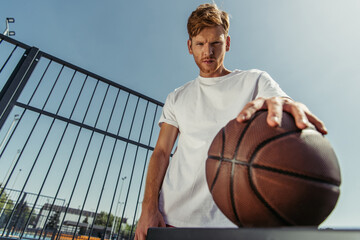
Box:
[0,46,40,131]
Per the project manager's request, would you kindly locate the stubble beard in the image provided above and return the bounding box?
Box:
[197,61,222,77]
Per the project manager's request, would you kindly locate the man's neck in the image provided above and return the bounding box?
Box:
[200,68,232,78]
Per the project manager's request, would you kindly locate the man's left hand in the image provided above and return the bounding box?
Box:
[236,97,328,135]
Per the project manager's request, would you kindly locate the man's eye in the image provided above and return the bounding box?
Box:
[196,43,204,46]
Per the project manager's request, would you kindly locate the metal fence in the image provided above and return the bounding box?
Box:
[0,33,163,240]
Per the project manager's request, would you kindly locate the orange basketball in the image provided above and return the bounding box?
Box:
[206,110,341,227]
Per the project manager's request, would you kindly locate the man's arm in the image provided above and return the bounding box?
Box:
[237,97,328,134]
[135,123,179,240]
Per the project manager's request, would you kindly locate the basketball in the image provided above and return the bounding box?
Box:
[206,110,341,227]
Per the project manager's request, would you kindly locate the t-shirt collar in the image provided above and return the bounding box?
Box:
[196,70,240,85]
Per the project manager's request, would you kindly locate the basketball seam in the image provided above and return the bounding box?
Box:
[207,156,339,186]
[210,128,225,192]
[248,130,302,226]
[229,111,264,227]
[209,128,243,227]
[252,164,340,186]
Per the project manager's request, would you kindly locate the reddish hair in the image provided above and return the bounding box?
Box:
[187,3,230,39]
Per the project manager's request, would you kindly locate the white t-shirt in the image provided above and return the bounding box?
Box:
[158,69,288,227]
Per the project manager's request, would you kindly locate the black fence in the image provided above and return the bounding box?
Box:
[0,33,164,240]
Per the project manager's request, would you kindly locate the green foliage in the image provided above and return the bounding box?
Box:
[76,210,135,239]
[78,216,89,235]
[5,198,32,232]
[0,187,14,213]
[46,211,60,230]
[94,211,114,227]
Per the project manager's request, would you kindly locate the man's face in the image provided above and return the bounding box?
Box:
[187,25,230,78]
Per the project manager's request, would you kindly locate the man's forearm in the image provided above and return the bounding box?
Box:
[142,149,170,210]
[135,146,172,240]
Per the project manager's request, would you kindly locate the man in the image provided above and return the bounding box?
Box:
[135,3,327,240]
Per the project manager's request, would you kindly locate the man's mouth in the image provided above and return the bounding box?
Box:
[202,59,215,64]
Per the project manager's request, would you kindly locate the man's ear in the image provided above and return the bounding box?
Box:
[187,39,193,55]
[226,35,230,52]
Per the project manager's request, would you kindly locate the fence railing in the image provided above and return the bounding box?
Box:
[0,33,163,240]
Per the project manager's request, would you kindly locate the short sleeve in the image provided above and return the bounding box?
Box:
[158,91,179,128]
[255,71,289,99]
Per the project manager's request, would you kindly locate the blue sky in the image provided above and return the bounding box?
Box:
[1,0,360,228]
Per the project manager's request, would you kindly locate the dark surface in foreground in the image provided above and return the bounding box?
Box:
[147,227,360,240]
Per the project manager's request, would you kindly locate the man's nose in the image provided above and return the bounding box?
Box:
[204,43,213,56]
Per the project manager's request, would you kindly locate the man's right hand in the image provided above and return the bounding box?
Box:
[134,207,166,240]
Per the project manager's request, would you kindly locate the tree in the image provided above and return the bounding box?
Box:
[8,197,30,235]
[78,216,88,235]
[45,211,60,231]
[0,189,14,226]
[120,223,135,239]
[114,217,126,234]
[94,211,114,227]
[45,211,60,240]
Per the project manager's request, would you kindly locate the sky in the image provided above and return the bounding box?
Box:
[1,0,360,229]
